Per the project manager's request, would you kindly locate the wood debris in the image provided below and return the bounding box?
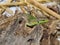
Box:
[0,0,60,45]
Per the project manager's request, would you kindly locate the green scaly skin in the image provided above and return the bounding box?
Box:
[25,14,49,27]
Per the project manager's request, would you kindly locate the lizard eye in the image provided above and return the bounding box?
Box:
[19,18,23,24]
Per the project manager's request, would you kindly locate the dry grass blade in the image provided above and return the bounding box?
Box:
[0,13,20,26]
[0,2,27,6]
[48,20,59,34]
[27,0,60,19]
[6,0,12,3]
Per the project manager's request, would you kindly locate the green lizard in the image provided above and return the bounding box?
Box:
[25,13,49,27]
